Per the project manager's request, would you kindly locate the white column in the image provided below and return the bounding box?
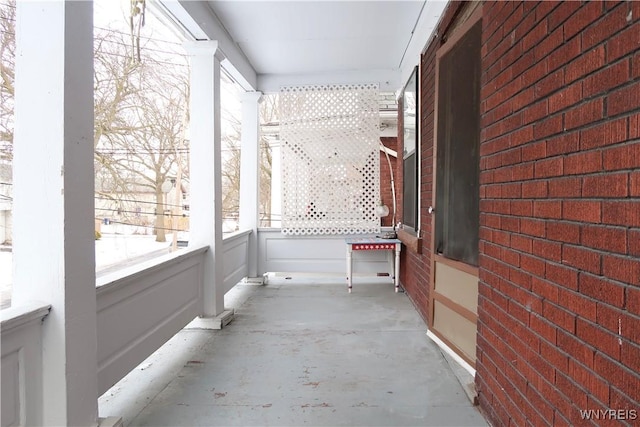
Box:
[12,1,98,426]
[239,91,262,278]
[185,41,225,317]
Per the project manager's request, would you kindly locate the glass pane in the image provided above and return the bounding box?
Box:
[1,0,14,309]
[403,68,417,158]
[259,94,278,227]
[93,0,190,275]
[403,152,417,230]
[402,67,419,230]
[220,72,242,234]
[435,20,481,266]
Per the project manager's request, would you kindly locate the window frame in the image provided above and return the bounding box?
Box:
[401,66,419,233]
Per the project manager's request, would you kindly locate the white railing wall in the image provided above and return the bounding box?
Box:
[95,229,252,396]
[222,230,251,293]
[1,303,50,427]
[0,234,253,425]
[257,228,394,277]
[95,246,208,395]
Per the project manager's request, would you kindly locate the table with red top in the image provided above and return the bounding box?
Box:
[345,237,402,293]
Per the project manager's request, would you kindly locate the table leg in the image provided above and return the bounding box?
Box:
[386,250,393,288]
[394,243,401,293]
[346,245,352,293]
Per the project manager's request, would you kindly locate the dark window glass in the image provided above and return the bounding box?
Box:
[403,152,417,229]
[435,20,481,266]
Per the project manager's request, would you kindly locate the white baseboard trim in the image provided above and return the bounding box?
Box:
[98,416,124,427]
[426,330,476,377]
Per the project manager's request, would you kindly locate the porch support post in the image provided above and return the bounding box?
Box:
[239,91,262,278]
[12,1,98,425]
[185,41,227,319]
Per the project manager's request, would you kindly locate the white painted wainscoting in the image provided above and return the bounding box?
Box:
[1,303,50,427]
[96,229,252,396]
[96,246,208,395]
[2,228,398,423]
[222,230,251,293]
[257,228,395,277]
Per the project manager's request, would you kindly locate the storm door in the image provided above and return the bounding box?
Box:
[430,9,482,367]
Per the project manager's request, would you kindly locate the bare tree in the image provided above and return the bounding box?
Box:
[0,0,15,246]
[1,2,191,242]
[94,30,144,150]
[217,82,275,230]
[220,111,242,222]
[0,0,15,161]
[259,95,277,226]
[3,2,273,240]
[94,28,189,242]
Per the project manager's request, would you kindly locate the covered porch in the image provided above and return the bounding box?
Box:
[1,1,464,426]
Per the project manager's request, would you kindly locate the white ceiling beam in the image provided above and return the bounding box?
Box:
[257,69,401,94]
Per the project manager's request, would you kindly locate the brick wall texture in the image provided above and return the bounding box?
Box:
[401,1,640,425]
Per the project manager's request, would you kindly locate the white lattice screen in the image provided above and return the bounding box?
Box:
[280,84,380,235]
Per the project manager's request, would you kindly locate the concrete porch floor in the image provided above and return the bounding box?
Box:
[99,276,488,426]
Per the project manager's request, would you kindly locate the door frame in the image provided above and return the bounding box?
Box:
[428,4,483,368]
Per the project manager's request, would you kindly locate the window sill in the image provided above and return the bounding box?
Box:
[397,228,422,254]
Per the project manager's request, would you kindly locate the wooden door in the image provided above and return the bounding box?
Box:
[429,7,482,367]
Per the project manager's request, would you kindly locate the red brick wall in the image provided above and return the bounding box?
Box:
[477,1,640,425]
[401,0,640,424]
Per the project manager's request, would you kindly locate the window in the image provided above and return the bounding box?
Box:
[402,67,419,231]
[0,0,14,309]
[434,19,482,266]
[93,0,191,271]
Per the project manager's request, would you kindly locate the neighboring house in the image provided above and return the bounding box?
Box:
[95,177,189,235]
[0,162,12,245]
[396,1,639,425]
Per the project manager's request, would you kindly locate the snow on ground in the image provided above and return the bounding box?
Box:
[0,251,11,309]
[0,234,176,309]
[95,233,173,270]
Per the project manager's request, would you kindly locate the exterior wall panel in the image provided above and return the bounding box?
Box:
[433,300,477,363]
[434,261,479,315]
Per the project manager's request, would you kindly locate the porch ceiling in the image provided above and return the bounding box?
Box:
[209,1,423,75]
[160,0,446,92]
